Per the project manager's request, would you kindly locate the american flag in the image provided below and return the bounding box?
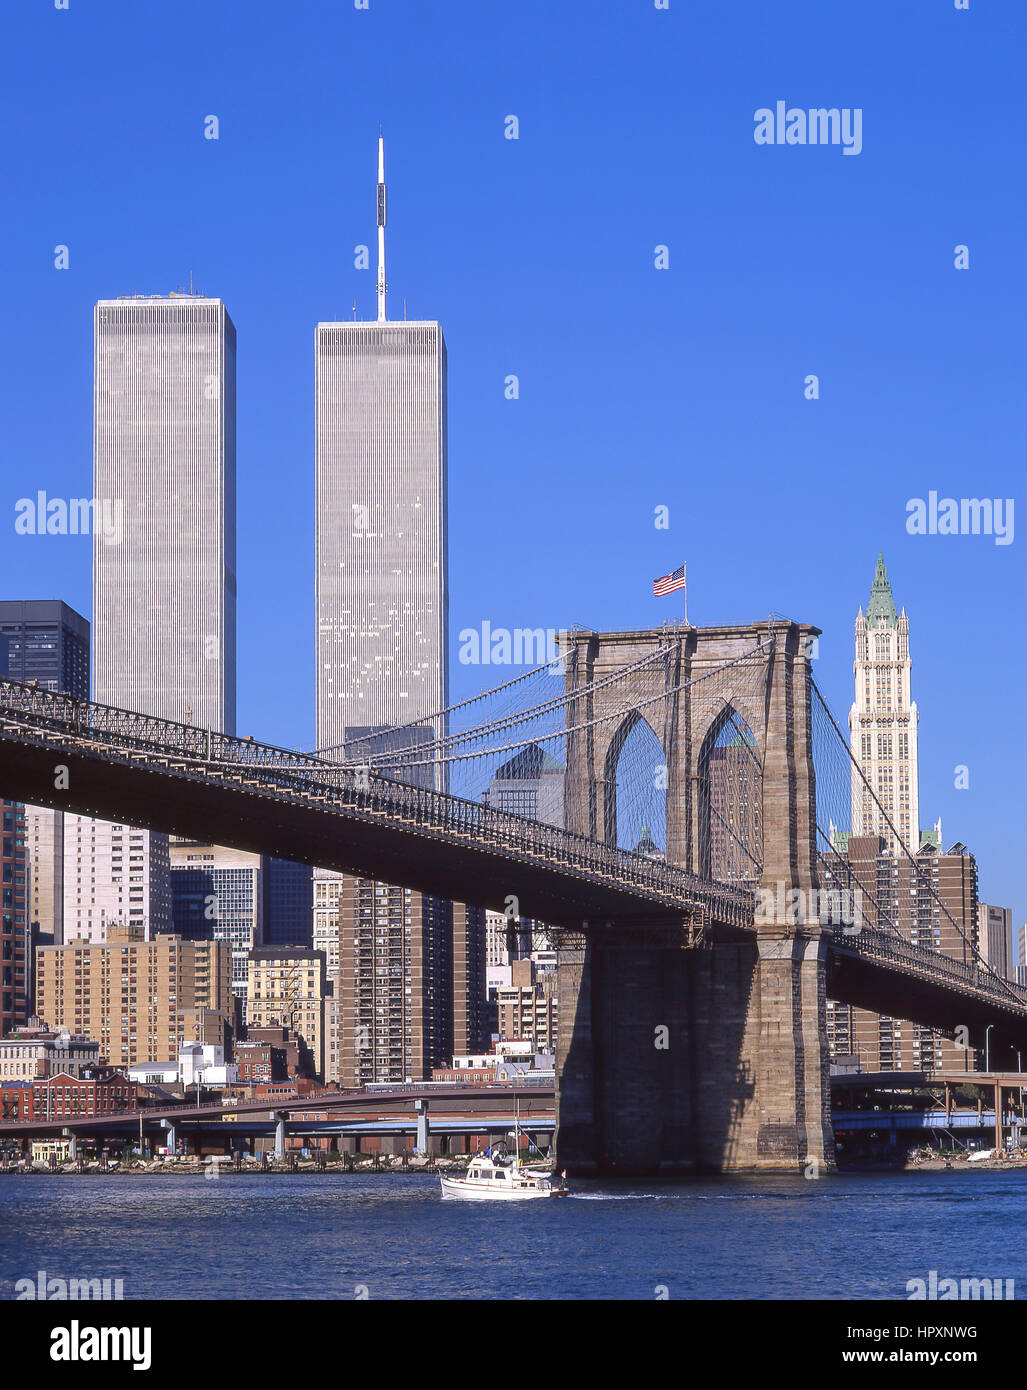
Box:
[653,563,686,597]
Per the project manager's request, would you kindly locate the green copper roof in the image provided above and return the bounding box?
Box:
[866,552,898,628]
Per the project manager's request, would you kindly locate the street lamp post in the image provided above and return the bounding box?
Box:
[985,1025,994,1073]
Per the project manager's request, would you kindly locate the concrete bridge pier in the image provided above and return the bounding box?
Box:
[272,1112,286,1160]
[161,1119,176,1154]
[415,1099,429,1155]
[62,1128,77,1161]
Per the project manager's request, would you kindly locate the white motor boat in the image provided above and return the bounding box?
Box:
[439,1154,568,1201]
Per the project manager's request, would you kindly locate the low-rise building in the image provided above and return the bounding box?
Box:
[28,1070,136,1120]
[0,1024,101,1082]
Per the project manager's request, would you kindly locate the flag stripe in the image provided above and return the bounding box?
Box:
[653,564,686,597]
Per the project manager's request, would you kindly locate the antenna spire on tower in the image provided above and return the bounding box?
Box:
[376,130,387,322]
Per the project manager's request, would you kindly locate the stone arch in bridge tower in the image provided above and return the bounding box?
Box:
[692,702,764,886]
[561,622,822,890]
[601,708,668,856]
[561,632,685,859]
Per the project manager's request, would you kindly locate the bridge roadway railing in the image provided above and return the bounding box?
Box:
[0,678,754,931]
[832,925,1027,1014]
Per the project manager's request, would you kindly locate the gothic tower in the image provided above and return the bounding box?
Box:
[848,554,920,852]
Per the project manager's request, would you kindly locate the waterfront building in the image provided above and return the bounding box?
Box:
[27,1070,136,1121]
[312,870,342,975]
[333,879,450,1086]
[452,903,489,1058]
[34,925,232,1069]
[0,1025,100,1082]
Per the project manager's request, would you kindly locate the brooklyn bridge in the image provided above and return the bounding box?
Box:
[1,618,1023,1174]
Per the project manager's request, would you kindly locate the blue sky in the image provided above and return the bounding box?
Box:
[1,0,1023,929]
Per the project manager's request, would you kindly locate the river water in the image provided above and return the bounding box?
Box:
[0,1169,1022,1300]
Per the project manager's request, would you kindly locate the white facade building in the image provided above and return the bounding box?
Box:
[848,555,922,854]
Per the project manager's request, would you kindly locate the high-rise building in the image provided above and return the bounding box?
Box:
[484,745,564,825]
[35,926,232,1069]
[827,558,982,1073]
[823,836,981,1072]
[0,634,28,1031]
[0,602,90,959]
[334,878,450,1087]
[977,902,1013,982]
[262,859,312,947]
[849,555,925,854]
[452,904,489,1058]
[312,870,342,976]
[706,727,761,885]
[315,138,464,1084]
[61,819,171,944]
[0,600,89,696]
[76,294,239,952]
[169,840,263,1012]
[496,957,559,1056]
[246,946,326,1080]
[1,802,28,1034]
[93,294,236,728]
[314,144,447,750]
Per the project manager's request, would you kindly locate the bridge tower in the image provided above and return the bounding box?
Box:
[555,620,836,1174]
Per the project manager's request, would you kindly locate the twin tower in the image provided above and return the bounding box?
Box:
[93,136,447,766]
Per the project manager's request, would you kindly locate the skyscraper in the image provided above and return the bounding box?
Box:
[315,138,463,1083]
[848,554,921,853]
[315,140,447,752]
[0,600,89,696]
[93,294,237,729]
[1,797,28,1032]
[0,603,88,993]
[73,294,239,949]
